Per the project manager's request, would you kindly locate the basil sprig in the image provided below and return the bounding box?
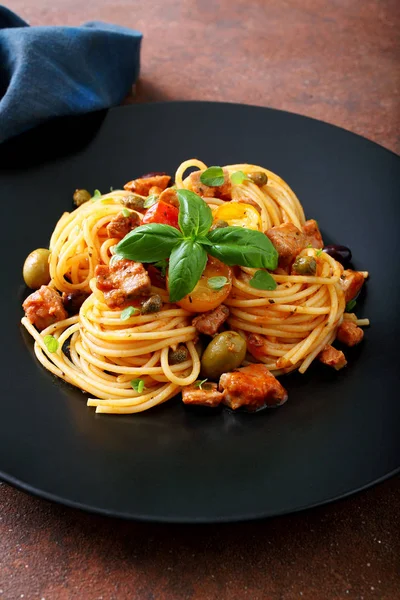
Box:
[115,188,278,302]
[200,166,224,187]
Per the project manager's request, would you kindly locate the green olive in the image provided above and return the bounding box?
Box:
[23,248,51,289]
[292,256,317,275]
[200,331,247,381]
[141,294,162,314]
[121,194,146,210]
[169,345,189,365]
[73,189,91,207]
[248,171,268,187]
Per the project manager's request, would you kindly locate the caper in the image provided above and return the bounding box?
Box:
[200,331,247,381]
[169,345,189,365]
[23,248,51,289]
[292,256,317,275]
[121,194,146,210]
[73,189,91,207]
[210,219,229,231]
[141,294,162,314]
[247,172,268,187]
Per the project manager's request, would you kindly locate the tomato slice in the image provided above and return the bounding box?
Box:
[213,202,261,230]
[142,201,179,229]
[175,257,233,313]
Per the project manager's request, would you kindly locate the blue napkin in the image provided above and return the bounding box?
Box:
[0,6,142,143]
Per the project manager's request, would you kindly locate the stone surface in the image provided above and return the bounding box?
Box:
[2,1,399,598]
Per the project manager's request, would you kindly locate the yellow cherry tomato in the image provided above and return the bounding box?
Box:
[213,202,261,231]
[176,258,233,313]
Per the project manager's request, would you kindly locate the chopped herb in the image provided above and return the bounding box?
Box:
[306,243,313,249]
[230,171,248,185]
[153,259,168,277]
[43,335,59,353]
[120,306,139,320]
[131,378,145,393]
[194,378,208,389]
[207,276,228,290]
[346,299,356,312]
[121,208,131,217]
[110,186,114,192]
[143,194,158,208]
[200,166,224,187]
[268,299,275,304]
[316,248,323,256]
[249,270,277,291]
[92,189,101,199]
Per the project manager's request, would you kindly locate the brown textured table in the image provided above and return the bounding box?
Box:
[1,1,399,599]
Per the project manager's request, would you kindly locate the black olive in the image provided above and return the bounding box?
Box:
[322,245,352,264]
[62,291,89,314]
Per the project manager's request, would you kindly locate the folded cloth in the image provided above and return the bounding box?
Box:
[0,5,142,143]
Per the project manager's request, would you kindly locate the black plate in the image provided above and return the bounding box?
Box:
[1,102,399,523]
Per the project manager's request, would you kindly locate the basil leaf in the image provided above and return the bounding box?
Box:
[230,171,248,185]
[207,227,279,270]
[177,189,213,238]
[200,166,224,187]
[131,378,145,393]
[121,208,131,217]
[345,299,356,312]
[207,276,228,290]
[168,240,207,302]
[120,306,139,320]
[115,224,182,262]
[144,194,158,208]
[249,270,277,290]
[43,335,59,353]
[153,259,168,277]
[92,189,101,199]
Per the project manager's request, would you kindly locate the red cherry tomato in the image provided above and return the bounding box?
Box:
[142,201,179,229]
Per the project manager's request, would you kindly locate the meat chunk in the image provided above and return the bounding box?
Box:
[219,364,288,411]
[336,321,364,347]
[192,305,229,336]
[246,333,268,362]
[124,174,171,196]
[340,269,365,302]
[303,219,323,248]
[23,285,68,331]
[158,187,179,207]
[95,260,151,308]
[318,345,347,370]
[186,169,232,200]
[266,223,306,268]
[106,211,140,240]
[182,382,224,408]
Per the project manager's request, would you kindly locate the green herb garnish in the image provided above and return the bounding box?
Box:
[92,189,101,199]
[249,270,277,291]
[230,171,248,185]
[43,335,59,353]
[120,306,139,320]
[143,194,158,208]
[200,166,224,187]
[121,208,131,217]
[345,299,356,312]
[207,276,228,290]
[316,248,323,256]
[153,259,168,277]
[115,189,278,303]
[194,378,208,389]
[131,378,145,393]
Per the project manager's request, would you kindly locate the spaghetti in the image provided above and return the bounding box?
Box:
[21,159,369,414]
